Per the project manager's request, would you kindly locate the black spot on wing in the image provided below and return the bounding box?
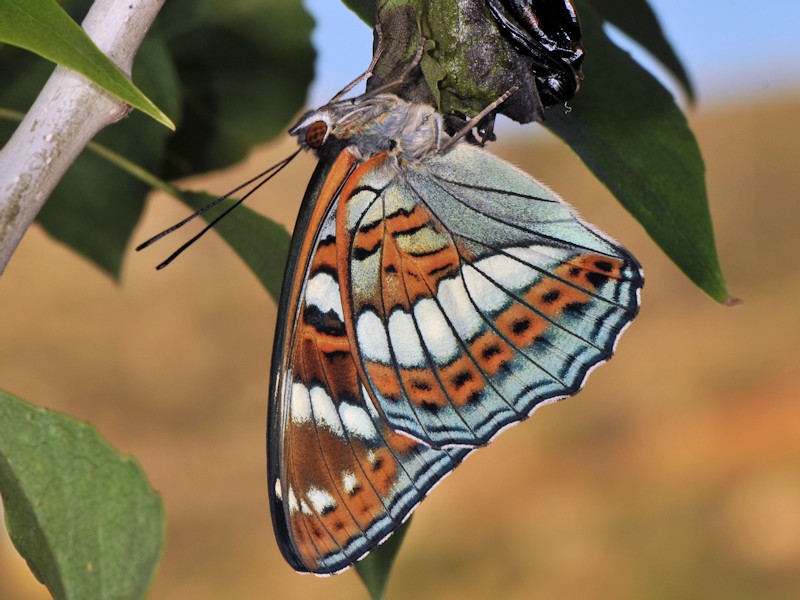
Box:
[354,243,381,261]
[512,318,531,334]
[303,304,346,336]
[594,260,613,272]
[542,289,561,304]
[393,224,428,238]
[585,271,609,289]
[451,370,473,390]
[310,264,339,279]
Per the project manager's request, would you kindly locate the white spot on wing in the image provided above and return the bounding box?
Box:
[310,386,344,436]
[357,311,391,363]
[300,500,312,515]
[473,252,538,291]
[307,486,337,513]
[347,188,382,233]
[306,272,344,320]
[290,382,312,423]
[288,487,300,513]
[388,309,426,367]
[342,471,359,495]
[351,193,384,234]
[438,276,484,339]
[463,265,508,313]
[414,298,459,363]
[362,385,382,419]
[275,478,282,499]
[339,402,378,440]
[319,209,336,239]
[506,244,571,267]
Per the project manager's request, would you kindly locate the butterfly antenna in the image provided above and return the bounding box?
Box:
[329,25,386,103]
[438,86,520,154]
[137,148,301,269]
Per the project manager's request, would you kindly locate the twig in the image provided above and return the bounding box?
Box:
[0,0,166,274]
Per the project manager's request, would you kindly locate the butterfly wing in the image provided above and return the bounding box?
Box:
[341,143,643,448]
[268,148,470,574]
[269,141,642,574]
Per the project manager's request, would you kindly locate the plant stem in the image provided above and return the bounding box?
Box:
[0,0,166,274]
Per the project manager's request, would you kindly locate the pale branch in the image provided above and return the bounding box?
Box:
[0,0,166,274]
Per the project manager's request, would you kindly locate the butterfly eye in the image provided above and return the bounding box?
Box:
[305,120,329,149]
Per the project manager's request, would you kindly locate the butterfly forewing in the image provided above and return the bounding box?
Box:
[269,149,470,574]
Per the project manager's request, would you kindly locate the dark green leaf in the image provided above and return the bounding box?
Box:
[178,192,291,301]
[158,0,315,178]
[341,0,377,25]
[0,0,173,128]
[586,0,695,101]
[547,1,729,302]
[0,391,164,600]
[355,518,413,600]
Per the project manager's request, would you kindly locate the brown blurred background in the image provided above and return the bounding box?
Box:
[1,92,799,598]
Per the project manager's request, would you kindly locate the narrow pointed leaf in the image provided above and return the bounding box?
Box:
[0,391,164,600]
[586,0,695,101]
[0,0,173,128]
[355,518,413,600]
[547,1,729,301]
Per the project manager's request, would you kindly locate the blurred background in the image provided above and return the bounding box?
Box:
[2,1,799,598]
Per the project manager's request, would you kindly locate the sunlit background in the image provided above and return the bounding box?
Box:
[2,1,799,598]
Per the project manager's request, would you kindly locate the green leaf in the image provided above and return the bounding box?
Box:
[177,192,291,301]
[0,391,164,600]
[547,1,729,302]
[158,0,315,178]
[586,0,695,101]
[355,518,412,600]
[0,0,313,279]
[0,0,173,128]
[341,0,376,25]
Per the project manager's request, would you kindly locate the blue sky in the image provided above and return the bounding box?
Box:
[304,0,800,112]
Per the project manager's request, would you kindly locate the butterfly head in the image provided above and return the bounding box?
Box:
[289,97,379,154]
[290,94,448,163]
[290,110,334,152]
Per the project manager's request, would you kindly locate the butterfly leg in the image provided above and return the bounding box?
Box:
[357,35,428,101]
[438,86,520,153]
[329,25,387,103]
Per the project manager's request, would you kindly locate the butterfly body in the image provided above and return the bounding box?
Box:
[269,92,642,574]
[291,93,446,161]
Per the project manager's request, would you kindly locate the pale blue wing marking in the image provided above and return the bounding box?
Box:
[344,177,517,445]
[344,144,641,448]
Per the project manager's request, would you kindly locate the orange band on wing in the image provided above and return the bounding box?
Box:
[333,153,396,424]
[281,148,359,365]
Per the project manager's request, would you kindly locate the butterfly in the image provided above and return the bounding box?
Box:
[266,82,643,574]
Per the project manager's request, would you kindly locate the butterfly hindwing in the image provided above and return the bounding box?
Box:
[343,143,642,448]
